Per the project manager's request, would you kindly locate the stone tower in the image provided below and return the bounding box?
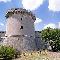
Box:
[3,8,36,51]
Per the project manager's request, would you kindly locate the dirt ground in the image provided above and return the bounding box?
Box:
[13,51,60,60]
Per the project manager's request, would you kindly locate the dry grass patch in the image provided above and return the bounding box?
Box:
[13,50,60,60]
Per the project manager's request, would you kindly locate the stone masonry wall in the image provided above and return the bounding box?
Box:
[3,36,36,51]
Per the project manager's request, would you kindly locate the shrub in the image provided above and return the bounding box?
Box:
[0,45,16,60]
[40,27,60,52]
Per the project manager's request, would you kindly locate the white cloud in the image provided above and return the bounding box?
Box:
[48,0,60,12]
[0,22,4,26]
[0,0,11,2]
[22,0,44,11]
[34,18,42,24]
[44,23,56,29]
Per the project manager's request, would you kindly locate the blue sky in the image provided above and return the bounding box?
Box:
[0,0,60,31]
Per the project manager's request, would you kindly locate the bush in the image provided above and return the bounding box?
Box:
[40,27,60,52]
[0,45,16,60]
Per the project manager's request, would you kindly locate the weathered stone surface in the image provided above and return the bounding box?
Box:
[3,36,36,51]
[35,31,45,50]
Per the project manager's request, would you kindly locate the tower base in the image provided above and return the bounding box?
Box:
[3,36,36,51]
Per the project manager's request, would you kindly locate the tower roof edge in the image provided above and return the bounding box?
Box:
[5,8,36,21]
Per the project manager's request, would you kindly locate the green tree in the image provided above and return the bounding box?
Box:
[41,27,60,52]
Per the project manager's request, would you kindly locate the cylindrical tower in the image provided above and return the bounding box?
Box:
[4,8,36,51]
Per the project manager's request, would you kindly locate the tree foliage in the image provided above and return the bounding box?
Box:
[41,27,60,52]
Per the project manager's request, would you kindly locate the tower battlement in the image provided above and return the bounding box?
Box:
[5,8,36,21]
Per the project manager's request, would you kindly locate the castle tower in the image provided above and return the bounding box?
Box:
[4,8,36,51]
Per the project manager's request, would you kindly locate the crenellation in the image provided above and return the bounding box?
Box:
[5,8,36,21]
